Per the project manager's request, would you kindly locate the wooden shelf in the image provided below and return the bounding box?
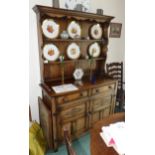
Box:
[44,57,106,65]
[43,38,107,43]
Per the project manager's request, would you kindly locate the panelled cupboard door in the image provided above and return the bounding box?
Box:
[89,94,113,127]
[56,98,89,143]
[38,97,53,149]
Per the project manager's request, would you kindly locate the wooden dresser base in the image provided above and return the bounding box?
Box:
[39,79,117,150]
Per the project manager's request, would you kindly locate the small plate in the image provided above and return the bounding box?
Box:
[73,68,84,80]
[67,43,81,60]
[43,44,60,61]
[90,24,102,39]
[67,21,81,39]
[42,19,59,39]
[88,42,101,58]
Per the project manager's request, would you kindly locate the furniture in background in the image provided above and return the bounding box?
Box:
[90,112,125,155]
[106,62,125,112]
[64,127,77,155]
[33,5,117,150]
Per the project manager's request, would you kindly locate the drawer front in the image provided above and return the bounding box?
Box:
[59,104,85,120]
[56,91,88,104]
[92,84,115,95]
[92,96,111,112]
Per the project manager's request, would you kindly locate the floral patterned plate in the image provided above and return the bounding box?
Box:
[67,43,81,60]
[67,21,81,39]
[42,19,59,39]
[88,42,101,58]
[90,24,102,39]
[43,44,60,61]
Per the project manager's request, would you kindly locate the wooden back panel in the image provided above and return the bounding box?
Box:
[41,18,108,81]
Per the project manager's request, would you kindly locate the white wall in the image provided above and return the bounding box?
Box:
[29,0,52,121]
[29,0,125,122]
[97,0,125,63]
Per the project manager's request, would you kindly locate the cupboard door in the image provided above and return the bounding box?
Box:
[38,97,53,149]
[89,95,113,127]
[92,84,115,95]
[56,99,89,143]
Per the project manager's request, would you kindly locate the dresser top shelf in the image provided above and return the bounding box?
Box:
[43,38,107,43]
[33,5,114,23]
[44,57,106,65]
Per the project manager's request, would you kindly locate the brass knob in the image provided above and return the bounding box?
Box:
[96,89,99,93]
[62,98,67,102]
[109,86,112,89]
[80,93,84,97]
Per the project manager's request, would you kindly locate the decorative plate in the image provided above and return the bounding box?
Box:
[88,42,101,58]
[43,44,60,61]
[90,24,103,39]
[73,68,84,80]
[67,21,81,39]
[67,43,81,60]
[42,19,60,39]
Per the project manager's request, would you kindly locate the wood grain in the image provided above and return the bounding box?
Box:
[33,5,116,150]
[90,112,125,155]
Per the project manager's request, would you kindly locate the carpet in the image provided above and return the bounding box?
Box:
[46,132,90,155]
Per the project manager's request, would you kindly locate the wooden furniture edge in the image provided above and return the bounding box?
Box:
[33,5,114,22]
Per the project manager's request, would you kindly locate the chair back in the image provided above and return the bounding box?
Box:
[106,62,123,90]
[64,127,76,155]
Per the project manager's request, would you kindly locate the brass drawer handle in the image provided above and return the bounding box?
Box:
[80,93,84,97]
[87,112,92,116]
[96,89,99,93]
[89,111,92,115]
[62,97,67,102]
[108,86,112,89]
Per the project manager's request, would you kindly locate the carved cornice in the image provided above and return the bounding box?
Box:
[33,5,114,23]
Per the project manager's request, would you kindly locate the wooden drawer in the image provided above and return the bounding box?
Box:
[92,96,112,112]
[59,104,85,120]
[92,84,115,95]
[56,91,88,104]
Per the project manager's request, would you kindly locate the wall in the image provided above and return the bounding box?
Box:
[98,0,125,63]
[29,0,52,122]
[29,0,125,122]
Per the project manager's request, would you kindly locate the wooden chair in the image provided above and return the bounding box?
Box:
[106,62,125,112]
[63,127,76,155]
